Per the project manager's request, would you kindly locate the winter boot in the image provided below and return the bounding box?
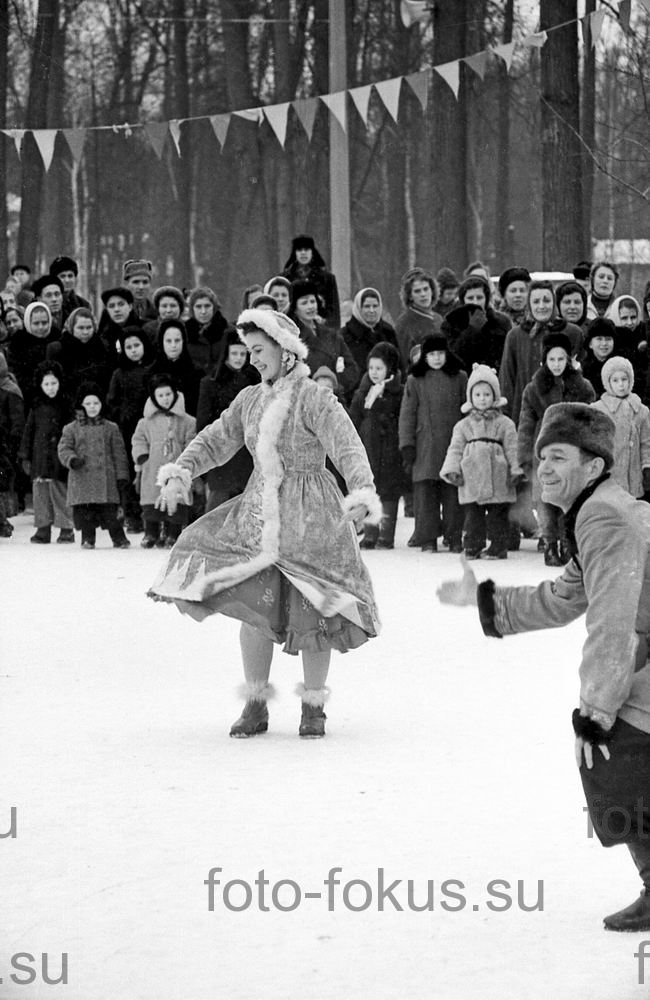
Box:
[155,521,168,548]
[57,528,75,543]
[421,540,437,553]
[230,682,274,738]
[543,540,563,567]
[604,841,650,931]
[297,683,329,738]
[125,515,144,534]
[376,500,398,549]
[31,525,52,544]
[484,544,507,560]
[360,523,378,549]
[141,522,158,548]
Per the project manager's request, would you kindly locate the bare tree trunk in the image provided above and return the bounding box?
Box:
[429,0,468,271]
[495,0,514,269]
[173,0,192,284]
[581,0,596,253]
[540,0,583,267]
[271,0,293,263]
[0,0,8,271]
[17,0,60,266]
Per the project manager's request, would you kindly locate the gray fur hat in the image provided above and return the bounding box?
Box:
[535,402,615,469]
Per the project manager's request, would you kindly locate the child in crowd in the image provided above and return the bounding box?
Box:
[399,333,467,552]
[581,318,616,397]
[131,373,196,547]
[350,342,403,549]
[106,326,154,532]
[196,329,259,512]
[147,319,202,415]
[441,365,523,559]
[591,356,650,498]
[20,361,75,543]
[517,333,595,566]
[57,381,131,549]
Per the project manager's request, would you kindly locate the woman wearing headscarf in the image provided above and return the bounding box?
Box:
[341,287,399,394]
[7,301,59,408]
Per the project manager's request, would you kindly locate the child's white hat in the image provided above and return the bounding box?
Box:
[600,355,634,394]
[461,363,507,413]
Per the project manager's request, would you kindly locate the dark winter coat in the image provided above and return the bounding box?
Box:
[61,290,91,322]
[0,356,25,458]
[350,372,404,500]
[293,318,360,400]
[500,319,583,425]
[58,415,130,505]
[445,304,510,374]
[398,358,468,482]
[146,333,202,416]
[196,362,260,495]
[581,351,610,399]
[19,390,73,482]
[185,313,230,373]
[7,329,60,408]
[394,307,443,371]
[98,312,144,361]
[341,317,400,389]
[282,261,340,327]
[517,365,596,499]
[46,332,112,399]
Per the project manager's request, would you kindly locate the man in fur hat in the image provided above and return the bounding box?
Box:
[49,255,90,319]
[439,402,650,932]
[122,259,157,323]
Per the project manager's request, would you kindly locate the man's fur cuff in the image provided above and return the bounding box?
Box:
[477,580,503,638]
[156,463,192,490]
[571,708,614,745]
[342,487,383,526]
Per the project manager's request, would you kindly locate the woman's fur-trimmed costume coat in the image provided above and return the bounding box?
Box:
[148,362,381,640]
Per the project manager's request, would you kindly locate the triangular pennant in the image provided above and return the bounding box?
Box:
[144,122,168,159]
[292,98,318,140]
[233,107,262,124]
[523,30,548,48]
[62,128,86,163]
[434,60,460,100]
[374,77,402,123]
[492,41,515,70]
[263,103,290,148]
[1,129,25,157]
[589,8,607,45]
[463,50,488,80]
[618,0,631,30]
[209,114,231,149]
[405,71,428,110]
[32,129,58,172]
[320,91,347,130]
[349,84,372,124]
[169,119,182,156]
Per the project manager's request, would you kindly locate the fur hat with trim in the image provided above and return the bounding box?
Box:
[585,317,616,345]
[49,255,78,277]
[153,285,184,312]
[461,364,507,413]
[32,274,63,299]
[601,355,634,394]
[535,402,615,469]
[498,266,531,298]
[367,340,400,375]
[122,259,153,282]
[237,308,308,361]
[542,332,573,360]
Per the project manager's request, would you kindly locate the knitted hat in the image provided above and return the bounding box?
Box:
[436,267,459,291]
[542,332,572,359]
[461,364,507,413]
[535,402,615,469]
[498,266,531,298]
[367,340,400,375]
[312,366,339,389]
[585,317,616,344]
[601,355,634,393]
[122,259,153,282]
[237,308,308,361]
[49,255,78,277]
[101,286,134,306]
[32,274,63,298]
[572,260,592,281]
[153,285,184,311]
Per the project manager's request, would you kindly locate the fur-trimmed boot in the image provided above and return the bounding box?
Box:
[229,682,274,738]
[297,683,329,738]
[603,840,650,931]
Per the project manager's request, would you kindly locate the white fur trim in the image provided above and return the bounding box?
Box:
[156,463,192,489]
[237,308,309,361]
[342,487,383,526]
[295,683,330,706]
[238,681,275,703]
[199,378,295,598]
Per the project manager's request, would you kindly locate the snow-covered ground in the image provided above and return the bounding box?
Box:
[2,510,649,1000]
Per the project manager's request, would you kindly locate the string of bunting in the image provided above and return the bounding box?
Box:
[0,0,643,171]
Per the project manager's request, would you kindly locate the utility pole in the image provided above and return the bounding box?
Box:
[328,0,350,300]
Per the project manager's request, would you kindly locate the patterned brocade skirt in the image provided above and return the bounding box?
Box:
[152,564,376,655]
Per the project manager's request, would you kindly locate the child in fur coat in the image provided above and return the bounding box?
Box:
[591,356,650,498]
[131,373,197,547]
[350,341,403,549]
[440,364,523,559]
